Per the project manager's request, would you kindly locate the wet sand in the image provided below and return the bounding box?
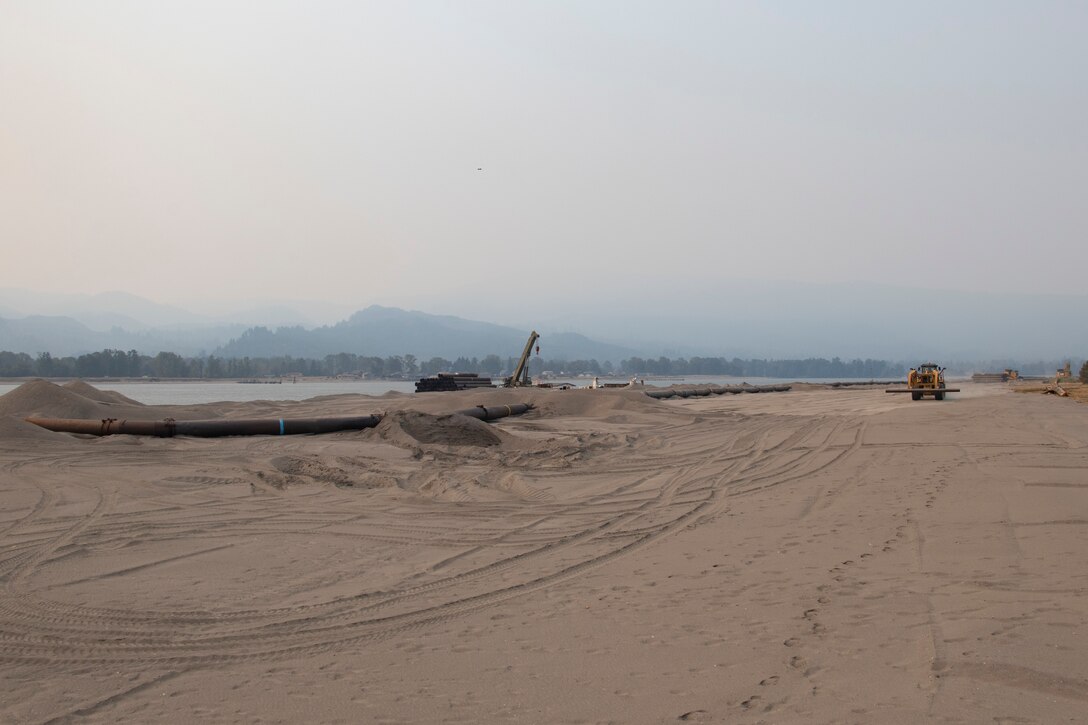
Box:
[1,381,1086,723]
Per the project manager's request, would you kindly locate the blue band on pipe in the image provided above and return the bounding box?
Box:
[279,419,285,435]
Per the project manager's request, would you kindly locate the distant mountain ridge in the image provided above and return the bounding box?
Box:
[216,306,637,361]
[0,305,638,362]
[3,283,1085,362]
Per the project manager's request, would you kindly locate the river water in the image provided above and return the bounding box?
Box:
[0,376,897,406]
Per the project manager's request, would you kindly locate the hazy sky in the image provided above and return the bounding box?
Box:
[2,1,1086,319]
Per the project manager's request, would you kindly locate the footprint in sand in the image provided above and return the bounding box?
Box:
[740,694,762,710]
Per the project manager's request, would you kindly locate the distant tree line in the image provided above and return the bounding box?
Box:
[0,350,427,379]
[3,348,1082,381]
[1,348,905,379]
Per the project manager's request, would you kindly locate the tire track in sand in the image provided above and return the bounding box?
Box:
[0,413,864,667]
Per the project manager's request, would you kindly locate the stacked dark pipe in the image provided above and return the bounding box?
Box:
[415,373,496,392]
[25,404,533,438]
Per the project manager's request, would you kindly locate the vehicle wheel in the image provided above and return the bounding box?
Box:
[911,391,922,401]
[935,391,945,401]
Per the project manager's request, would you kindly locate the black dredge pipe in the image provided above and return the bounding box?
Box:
[645,384,792,400]
[456,403,533,421]
[25,403,533,438]
[24,414,384,437]
[176,416,384,437]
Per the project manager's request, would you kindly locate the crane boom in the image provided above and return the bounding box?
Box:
[506,331,539,387]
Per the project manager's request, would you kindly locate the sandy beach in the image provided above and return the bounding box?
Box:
[1,380,1086,723]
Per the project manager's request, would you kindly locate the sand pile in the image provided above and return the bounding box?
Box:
[524,388,663,418]
[0,380,124,442]
[516,388,690,428]
[0,380,180,443]
[373,410,504,448]
[61,380,145,406]
[0,379,151,421]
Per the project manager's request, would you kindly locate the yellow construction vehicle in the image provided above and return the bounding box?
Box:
[504,331,539,388]
[886,362,959,400]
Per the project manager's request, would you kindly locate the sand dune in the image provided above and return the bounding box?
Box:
[1,381,1086,722]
